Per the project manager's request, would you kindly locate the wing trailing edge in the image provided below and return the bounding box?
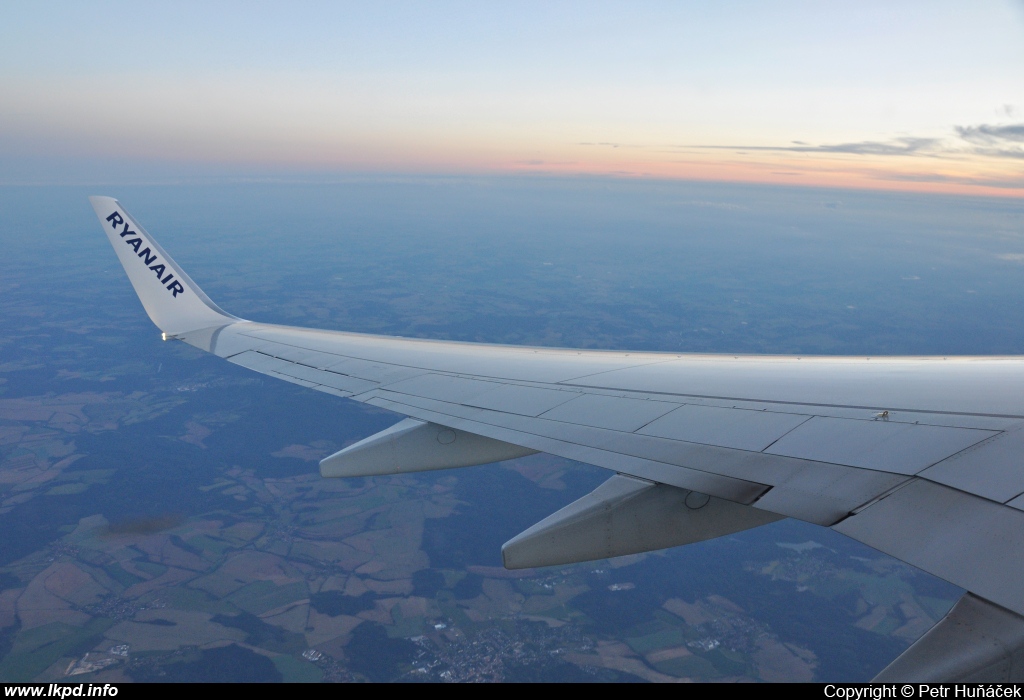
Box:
[875,593,1024,682]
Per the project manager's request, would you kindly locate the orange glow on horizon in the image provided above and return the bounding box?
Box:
[186,146,1022,199]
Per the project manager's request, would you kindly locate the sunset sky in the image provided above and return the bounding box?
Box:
[1,1,1022,195]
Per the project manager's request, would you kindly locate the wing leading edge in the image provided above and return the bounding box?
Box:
[91,196,1024,682]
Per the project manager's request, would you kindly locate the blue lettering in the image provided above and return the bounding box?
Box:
[138,247,157,265]
[106,211,182,299]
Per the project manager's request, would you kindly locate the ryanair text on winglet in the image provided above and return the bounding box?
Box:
[105,211,185,298]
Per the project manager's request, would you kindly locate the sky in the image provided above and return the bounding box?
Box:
[1,1,1022,195]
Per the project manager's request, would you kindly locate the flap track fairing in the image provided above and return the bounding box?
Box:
[501,473,783,569]
[320,418,537,478]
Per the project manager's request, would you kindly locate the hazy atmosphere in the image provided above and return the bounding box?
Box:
[1,180,1020,681]
[1,1,1022,194]
[1,1,1023,685]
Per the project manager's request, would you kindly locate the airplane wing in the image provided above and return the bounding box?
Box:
[90,195,1024,682]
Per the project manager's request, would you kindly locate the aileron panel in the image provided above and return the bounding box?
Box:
[639,404,810,451]
[919,426,1024,503]
[540,394,679,432]
[463,384,578,416]
[767,416,997,474]
[835,479,1024,617]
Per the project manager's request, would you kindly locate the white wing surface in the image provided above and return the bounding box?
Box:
[91,196,1024,681]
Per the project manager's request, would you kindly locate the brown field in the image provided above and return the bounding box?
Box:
[106,609,247,651]
[565,641,688,683]
[305,610,363,647]
[646,646,693,664]
[663,598,712,626]
[753,639,816,683]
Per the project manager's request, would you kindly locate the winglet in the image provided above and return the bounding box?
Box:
[90,196,241,336]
